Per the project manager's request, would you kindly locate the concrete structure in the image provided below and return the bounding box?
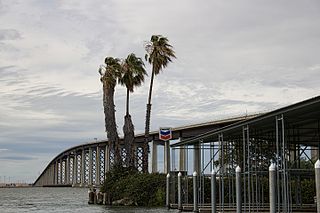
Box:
[33,95,320,213]
[34,115,252,186]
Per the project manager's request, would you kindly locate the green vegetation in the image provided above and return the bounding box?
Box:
[101,165,166,206]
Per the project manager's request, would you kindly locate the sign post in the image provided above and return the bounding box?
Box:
[159,127,172,174]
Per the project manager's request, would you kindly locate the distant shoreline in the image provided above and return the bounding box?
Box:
[0,184,32,188]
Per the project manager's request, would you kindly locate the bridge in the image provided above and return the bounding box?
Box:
[33,114,256,187]
[33,96,320,212]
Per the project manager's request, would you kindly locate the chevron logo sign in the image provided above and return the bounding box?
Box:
[159,127,172,141]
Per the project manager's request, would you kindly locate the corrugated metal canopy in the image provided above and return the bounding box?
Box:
[171,95,320,147]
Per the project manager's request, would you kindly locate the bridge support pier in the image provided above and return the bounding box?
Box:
[81,149,85,186]
[89,148,93,186]
[96,146,100,185]
[73,155,77,185]
[152,140,158,173]
[194,143,201,175]
[164,140,170,174]
[105,145,110,173]
[66,156,70,185]
[179,144,186,171]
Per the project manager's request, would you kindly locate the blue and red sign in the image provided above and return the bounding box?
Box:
[159,127,172,141]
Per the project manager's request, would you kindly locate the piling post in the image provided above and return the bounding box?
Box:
[178,172,182,210]
[269,163,276,213]
[166,173,170,209]
[88,188,94,204]
[236,166,242,213]
[211,170,216,213]
[315,160,320,213]
[193,171,198,212]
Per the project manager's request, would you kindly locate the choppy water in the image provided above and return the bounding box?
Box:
[0,187,176,213]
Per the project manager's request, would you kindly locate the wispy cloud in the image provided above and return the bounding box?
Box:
[0,156,36,161]
[0,29,21,40]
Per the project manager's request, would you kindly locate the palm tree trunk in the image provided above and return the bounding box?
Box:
[143,65,156,172]
[123,88,135,167]
[103,84,121,166]
[126,88,130,116]
[123,114,135,167]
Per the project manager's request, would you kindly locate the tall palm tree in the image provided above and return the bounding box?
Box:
[99,57,122,166]
[119,53,147,168]
[143,35,176,172]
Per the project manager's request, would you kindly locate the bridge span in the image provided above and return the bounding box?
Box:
[33,114,256,187]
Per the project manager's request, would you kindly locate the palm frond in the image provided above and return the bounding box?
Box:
[118,53,147,92]
[145,35,176,75]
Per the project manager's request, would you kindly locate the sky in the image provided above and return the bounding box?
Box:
[0,0,319,183]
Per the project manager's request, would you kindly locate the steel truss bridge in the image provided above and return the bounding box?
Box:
[33,115,256,187]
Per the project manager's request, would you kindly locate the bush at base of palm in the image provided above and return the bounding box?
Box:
[101,165,166,206]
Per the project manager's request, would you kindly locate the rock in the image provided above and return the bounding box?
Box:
[112,197,135,206]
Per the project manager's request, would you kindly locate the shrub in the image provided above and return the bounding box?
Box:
[101,166,166,206]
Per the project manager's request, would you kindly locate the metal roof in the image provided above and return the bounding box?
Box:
[171,95,320,147]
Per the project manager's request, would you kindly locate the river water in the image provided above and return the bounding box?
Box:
[0,187,177,213]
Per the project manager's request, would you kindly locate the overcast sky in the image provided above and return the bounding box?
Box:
[0,0,319,183]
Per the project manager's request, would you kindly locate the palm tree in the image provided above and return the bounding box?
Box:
[119,53,147,168]
[143,35,176,172]
[99,57,122,166]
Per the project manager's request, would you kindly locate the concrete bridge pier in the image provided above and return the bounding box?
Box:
[164,140,171,174]
[179,137,186,172]
[194,143,201,175]
[81,149,85,186]
[152,140,158,173]
[96,146,100,186]
[66,156,70,185]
